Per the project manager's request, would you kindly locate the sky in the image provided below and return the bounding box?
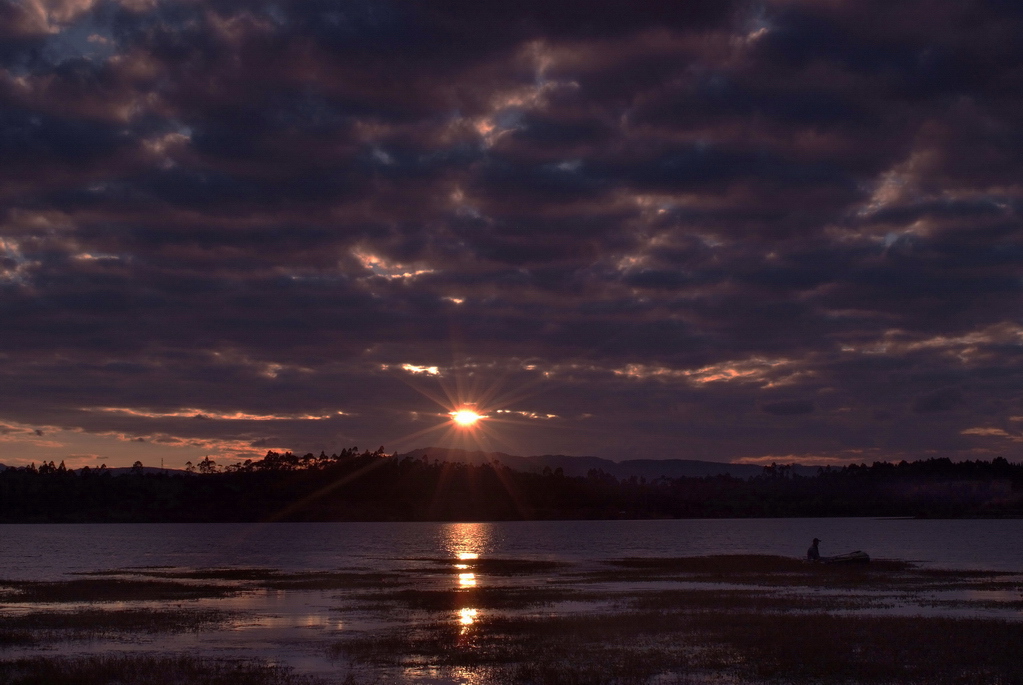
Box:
[1,0,1022,469]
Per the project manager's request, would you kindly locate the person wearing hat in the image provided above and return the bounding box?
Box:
[807,538,821,562]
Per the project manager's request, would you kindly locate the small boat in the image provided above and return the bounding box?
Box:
[822,551,870,564]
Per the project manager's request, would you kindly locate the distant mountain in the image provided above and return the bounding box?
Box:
[395,447,819,480]
[0,454,819,480]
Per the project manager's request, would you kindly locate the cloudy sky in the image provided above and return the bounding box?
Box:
[2,0,1022,469]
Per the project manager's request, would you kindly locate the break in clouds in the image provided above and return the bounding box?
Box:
[1,0,1022,467]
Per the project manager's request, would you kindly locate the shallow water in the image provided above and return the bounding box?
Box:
[0,589,350,676]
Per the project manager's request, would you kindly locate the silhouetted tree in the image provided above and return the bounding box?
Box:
[1,451,1021,523]
[197,457,218,474]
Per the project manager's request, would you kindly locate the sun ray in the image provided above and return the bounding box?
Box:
[383,414,464,447]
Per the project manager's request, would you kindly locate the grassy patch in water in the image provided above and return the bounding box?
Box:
[261,572,401,591]
[920,598,1023,611]
[1,608,227,636]
[409,558,570,576]
[0,579,235,603]
[382,586,578,612]
[0,655,326,685]
[75,568,282,581]
[572,554,1021,595]
[75,568,401,590]
[601,554,909,579]
[624,588,892,613]
[0,632,33,647]
[609,554,821,573]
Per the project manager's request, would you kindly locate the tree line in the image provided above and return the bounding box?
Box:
[0,450,1021,522]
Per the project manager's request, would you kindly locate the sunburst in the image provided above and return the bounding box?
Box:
[451,409,484,426]
[386,357,556,457]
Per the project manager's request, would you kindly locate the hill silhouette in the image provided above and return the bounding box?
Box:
[397,447,819,480]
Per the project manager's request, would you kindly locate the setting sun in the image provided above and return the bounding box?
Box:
[451,410,483,426]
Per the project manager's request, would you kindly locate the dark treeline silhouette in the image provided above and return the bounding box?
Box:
[1,450,1021,522]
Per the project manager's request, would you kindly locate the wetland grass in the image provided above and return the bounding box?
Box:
[1,608,227,636]
[409,558,570,576]
[259,571,402,591]
[383,586,578,612]
[74,568,402,590]
[586,555,912,586]
[580,555,1023,594]
[332,555,1023,684]
[6,555,1021,684]
[0,632,32,647]
[336,607,1023,684]
[0,655,326,685]
[623,588,894,613]
[75,568,283,581]
[700,612,1023,684]
[0,578,235,603]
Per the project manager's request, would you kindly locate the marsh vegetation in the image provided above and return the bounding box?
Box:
[331,555,1023,684]
[0,608,227,646]
[0,655,325,685]
[2,554,1022,683]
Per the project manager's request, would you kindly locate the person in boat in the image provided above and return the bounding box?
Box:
[807,538,821,562]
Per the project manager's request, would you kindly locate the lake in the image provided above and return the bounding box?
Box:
[3,518,1023,580]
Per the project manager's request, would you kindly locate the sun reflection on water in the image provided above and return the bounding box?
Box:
[442,522,492,560]
[458,573,476,588]
[458,607,480,642]
[403,665,490,685]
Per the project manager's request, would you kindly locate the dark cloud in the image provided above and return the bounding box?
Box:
[0,0,1021,466]
[762,400,815,416]
[0,105,127,164]
[912,388,964,413]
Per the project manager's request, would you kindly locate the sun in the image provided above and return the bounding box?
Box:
[390,365,549,452]
[451,409,483,427]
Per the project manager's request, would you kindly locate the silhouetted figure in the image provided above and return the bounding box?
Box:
[807,538,821,561]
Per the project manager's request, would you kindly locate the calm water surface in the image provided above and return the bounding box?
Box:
[2,518,1023,579]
